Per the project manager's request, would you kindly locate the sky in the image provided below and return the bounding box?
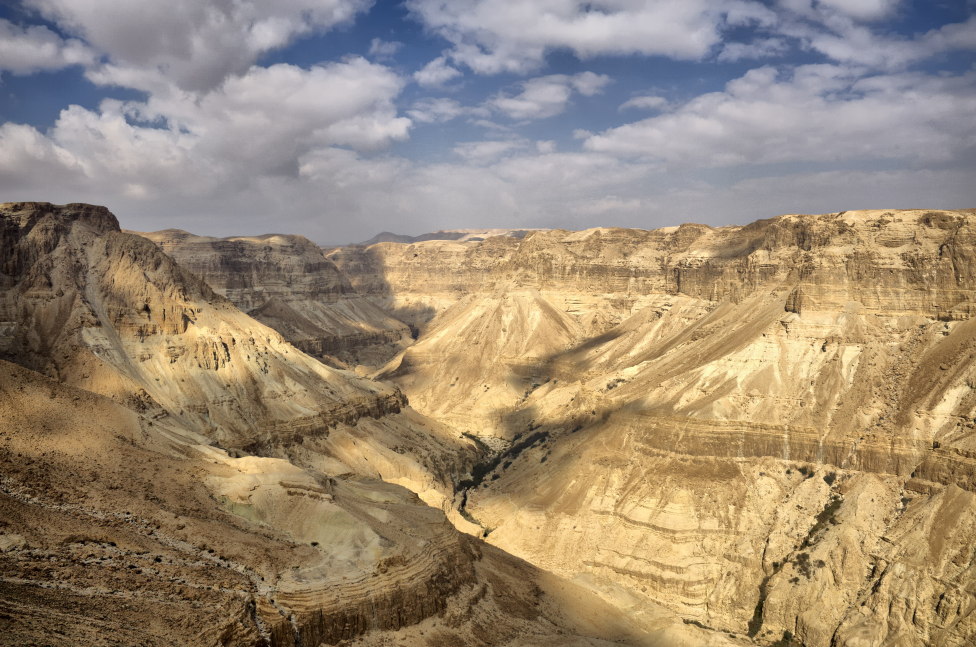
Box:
[0,0,974,243]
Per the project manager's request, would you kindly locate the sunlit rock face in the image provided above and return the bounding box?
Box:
[0,203,686,647]
[0,201,477,514]
[332,209,976,646]
[137,228,414,369]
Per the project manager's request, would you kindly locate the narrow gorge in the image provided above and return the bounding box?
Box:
[3,203,975,647]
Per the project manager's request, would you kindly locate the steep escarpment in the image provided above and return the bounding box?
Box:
[0,204,696,646]
[139,228,413,368]
[0,359,581,647]
[331,211,976,324]
[333,210,976,646]
[0,201,475,511]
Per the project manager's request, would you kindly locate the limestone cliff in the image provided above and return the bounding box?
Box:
[0,202,471,510]
[0,203,699,647]
[138,228,413,368]
[332,210,976,647]
[0,359,672,647]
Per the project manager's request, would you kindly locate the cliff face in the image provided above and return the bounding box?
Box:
[139,228,413,368]
[330,210,976,319]
[332,209,976,647]
[0,204,683,647]
[0,201,475,514]
[0,359,532,647]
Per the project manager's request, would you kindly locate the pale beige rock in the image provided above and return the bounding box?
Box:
[0,202,473,506]
[138,228,413,368]
[0,204,698,647]
[330,209,976,647]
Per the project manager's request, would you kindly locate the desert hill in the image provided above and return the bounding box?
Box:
[5,203,976,646]
[327,210,976,646]
[0,202,723,646]
[355,228,534,247]
[136,228,413,369]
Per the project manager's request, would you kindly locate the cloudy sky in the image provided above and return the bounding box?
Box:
[0,0,974,243]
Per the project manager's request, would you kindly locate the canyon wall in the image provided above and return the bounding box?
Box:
[331,209,976,647]
[139,228,413,368]
[0,202,695,647]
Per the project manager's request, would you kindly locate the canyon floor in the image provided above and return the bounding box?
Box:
[3,202,976,646]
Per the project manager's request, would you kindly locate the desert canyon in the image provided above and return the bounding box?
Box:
[3,201,976,647]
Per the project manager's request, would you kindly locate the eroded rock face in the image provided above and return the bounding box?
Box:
[0,204,688,647]
[332,210,976,646]
[0,359,497,646]
[138,228,413,368]
[0,201,474,515]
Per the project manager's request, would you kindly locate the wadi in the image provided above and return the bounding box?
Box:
[2,201,975,647]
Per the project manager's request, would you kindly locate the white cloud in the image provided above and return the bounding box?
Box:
[585,65,976,167]
[453,139,528,163]
[413,55,463,87]
[0,19,95,74]
[780,5,976,69]
[407,97,466,123]
[717,37,789,61]
[24,0,373,91]
[488,72,611,120]
[815,0,900,22]
[0,57,410,207]
[368,38,403,59]
[619,95,668,111]
[571,70,612,96]
[406,0,776,74]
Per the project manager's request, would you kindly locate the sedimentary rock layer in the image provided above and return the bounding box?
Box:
[0,204,692,647]
[139,228,413,368]
[331,209,976,646]
[0,202,475,504]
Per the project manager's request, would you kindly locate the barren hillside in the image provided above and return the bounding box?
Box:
[330,209,976,647]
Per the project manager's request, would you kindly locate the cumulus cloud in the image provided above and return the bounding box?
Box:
[413,55,463,87]
[778,4,976,69]
[0,19,95,74]
[814,0,901,22]
[489,72,611,120]
[24,0,373,91]
[619,95,668,111]
[0,56,410,208]
[717,37,789,61]
[585,65,976,167]
[406,0,776,74]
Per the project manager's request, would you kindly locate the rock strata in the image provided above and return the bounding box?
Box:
[331,209,976,646]
[139,228,413,368]
[0,203,698,647]
[0,202,474,506]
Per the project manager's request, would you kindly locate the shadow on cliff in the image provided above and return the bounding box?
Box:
[328,244,437,337]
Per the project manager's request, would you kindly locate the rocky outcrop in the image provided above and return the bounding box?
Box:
[332,209,976,646]
[0,201,474,509]
[0,359,471,647]
[0,206,687,647]
[330,210,976,323]
[139,228,413,368]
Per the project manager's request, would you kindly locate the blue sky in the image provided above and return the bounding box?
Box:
[0,0,974,243]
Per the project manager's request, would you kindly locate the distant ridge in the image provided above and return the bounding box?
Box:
[357,228,534,246]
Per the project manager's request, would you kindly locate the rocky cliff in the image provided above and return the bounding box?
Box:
[1,359,674,647]
[331,209,976,647]
[0,203,697,647]
[0,202,479,510]
[138,228,413,368]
